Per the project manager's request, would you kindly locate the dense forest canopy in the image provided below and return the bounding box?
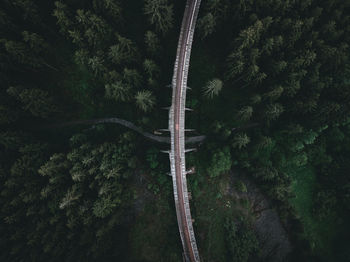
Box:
[0,0,349,261]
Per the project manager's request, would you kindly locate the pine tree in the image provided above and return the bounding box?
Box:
[0,105,18,124]
[257,136,274,150]
[198,13,216,39]
[237,106,253,121]
[92,196,117,218]
[68,29,83,45]
[226,51,245,80]
[135,90,156,112]
[263,86,284,101]
[232,133,250,149]
[0,9,11,28]
[144,31,160,55]
[143,59,160,79]
[93,0,121,20]
[22,31,48,52]
[264,103,284,121]
[105,81,131,102]
[0,131,23,149]
[53,1,71,34]
[38,153,70,185]
[203,78,223,98]
[59,186,81,209]
[0,37,54,70]
[7,86,58,118]
[253,166,278,181]
[123,68,142,88]
[88,55,105,75]
[12,0,40,22]
[206,147,232,178]
[108,34,138,65]
[250,94,262,104]
[0,39,32,67]
[144,0,174,34]
[74,49,89,65]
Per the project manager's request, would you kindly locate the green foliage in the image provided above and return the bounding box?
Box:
[207,146,232,178]
[135,90,156,112]
[7,86,58,118]
[198,13,216,39]
[264,103,284,121]
[105,81,131,102]
[38,153,70,186]
[144,31,160,55]
[53,1,71,33]
[0,128,137,261]
[123,68,142,88]
[88,55,105,75]
[144,0,174,34]
[257,136,274,151]
[0,39,41,68]
[143,59,160,79]
[108,34,138,65]
[198,0,229,39]
[292,152,308,167]
[0,132,24,149]
[92,196,117,218]
[302,130,318,145]
[146,147,159,169]
[59,185,81,209]
[232,133,250,149]
[129,199,181,261]
[52,1,145,106]
[263,86,284,101]
[0,105,18,124]
[237,106,253,121]
[234,180,248,193]
[203,78,223,98]
[22,31,48,52]
[0,0,350,260]
[92,0,122,20]
[9,0,40,23]
[224,218,260,262]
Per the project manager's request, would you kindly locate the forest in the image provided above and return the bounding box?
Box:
[0,0,349,261]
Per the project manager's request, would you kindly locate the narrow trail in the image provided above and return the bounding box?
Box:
[45,118,206,144]
[167,0,202,261]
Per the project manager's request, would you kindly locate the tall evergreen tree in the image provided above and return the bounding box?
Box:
[144,0,174,34]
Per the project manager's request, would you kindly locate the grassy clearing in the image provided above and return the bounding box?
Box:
[289,167,315,225]
[289,166,339,259]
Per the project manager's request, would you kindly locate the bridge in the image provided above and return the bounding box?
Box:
[163,0,202,261]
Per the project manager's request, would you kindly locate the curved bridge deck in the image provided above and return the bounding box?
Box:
[167,0,201,261]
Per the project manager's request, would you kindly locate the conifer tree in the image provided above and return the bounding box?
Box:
[232,133,250,149]
[53,1,71,34]
[123,68,142,88]
[198,13,216,39]
[144,31,160,55]
[237,106,253,121]
[203,78,223,98]
[143,59,160,79]
[105,81,131,102]
[7,86,58,118]
[144,0,174,34]
[93,0,122,20]
[135,90,156,112]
